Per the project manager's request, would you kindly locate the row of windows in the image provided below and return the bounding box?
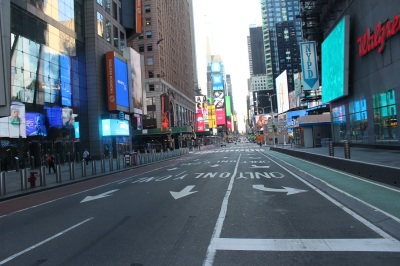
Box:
[97,12,125,51]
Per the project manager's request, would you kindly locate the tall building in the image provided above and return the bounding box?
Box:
[260,0,302,112]
[248,26,266,75]
[129,0,197,130]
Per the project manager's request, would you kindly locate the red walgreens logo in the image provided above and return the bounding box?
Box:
[357,14,400,57]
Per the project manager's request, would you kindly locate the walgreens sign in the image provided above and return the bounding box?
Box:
[357,14,400,57]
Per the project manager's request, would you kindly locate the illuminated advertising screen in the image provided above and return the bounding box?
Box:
[225,96,231,116]
[62,107,75,127]
[9,103,26,138]
[216,108,226,125]
[286,110,307,133]
[74,122,80,138]
[300,41,319,91]
[275,70,289,114]
[106,52,129,111]
[44,106,63,128]
[213,91,224,109]
[212,74,224,91]
[60,54,72,106]
[196,113,204,132]
[322,16,349,103]
[211,62,222,72]
[226,117,232,131]
[208,104,216,129]
[102,119,130,136]
[26,113,47,137]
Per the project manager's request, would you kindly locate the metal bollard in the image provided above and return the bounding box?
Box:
[69,162,75,180]
[0,172,6,195]
[40,166,46,186]
[101,158,105,173]
[109,157,113,171]
[56,164,61,183]
[116,157,120,170]
[92,160,96,175]
[30,156,35,170]
[344,141,351,159]
[81,160,86,177]
[329,141,334,157]
[20,168,27,190]
[15,157,20,172]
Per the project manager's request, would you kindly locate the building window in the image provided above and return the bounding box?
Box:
[97,0,103,6]
[138,44,144,52]
[138,34,143,39]
[149,84,155,92]
[373,89,398,143]
[120,31,125,51]
[145,17,151,26]
[112,1,118,20]
[148,71,154,78]
[147,57,153,65]
[145,5,150,13]
[113,25,119,48]
[105,19,111,43]
[147,44,152,51]
[146,31,152,38]
[97,12,103,37]
[105,0,111,13]
[349,99,368,143]
[332,105,346,142]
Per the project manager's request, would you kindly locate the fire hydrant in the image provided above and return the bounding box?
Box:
[28,172,37,188]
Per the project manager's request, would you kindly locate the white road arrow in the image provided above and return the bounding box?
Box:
[167,167,178,171]
[170,185,197,199]
[253,185,307,195]
[80,189,119,203]
[210,164,221,167]
[250,165,270,168]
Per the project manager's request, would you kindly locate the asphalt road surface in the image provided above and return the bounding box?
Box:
[0,143,399,265]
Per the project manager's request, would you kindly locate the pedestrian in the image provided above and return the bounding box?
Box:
[47,153,56,174]
[83,149,90,165]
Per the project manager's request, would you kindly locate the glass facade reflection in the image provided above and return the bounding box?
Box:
[5,3,87,166]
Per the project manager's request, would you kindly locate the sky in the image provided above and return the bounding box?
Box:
[192,0,263,133]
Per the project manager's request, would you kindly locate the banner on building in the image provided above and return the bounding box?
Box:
[300,41,319,91]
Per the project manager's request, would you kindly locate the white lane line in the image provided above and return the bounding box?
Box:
[0,217,93,265]
[203,154,241,266]
[211,238,400,252]
[262,152,400,240]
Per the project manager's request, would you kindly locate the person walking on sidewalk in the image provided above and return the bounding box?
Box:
[83,149,90,165]
[47,153,56,174]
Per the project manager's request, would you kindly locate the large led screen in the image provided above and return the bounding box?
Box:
[211,62,222,72]
[216,108,226,125]
[106,52,129,111]
[213,91,224,109]
[26,113,47,137]
[44,106,63,128]
[102,119,130,136]
[114,57,129,108]
[322,16,350,103]
[60,54,72,106]
[275,70,289,114]
[212,74,224,91]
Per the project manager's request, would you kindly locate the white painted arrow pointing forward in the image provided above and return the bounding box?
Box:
[167,167,178,171]
[170,185,197,199]
[250,165,270,168]
[210,164,221,167]
[80,189,119,203]
[253,185,307,195]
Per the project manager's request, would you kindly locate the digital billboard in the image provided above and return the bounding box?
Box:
[208,104,216,129]
[44,106,63,128]
[275,70,289,114]
[213,91,224,109]
[102,119,130,136]
[322,16,350,103]
[9,103,26,138]
[74,122,80,138]
[211,62,222,72]
[60,54,72,106]
[106,51,129,111]
[212,74,224,91]
[196,113,204,132]
[216,108,226,125]
[26,112,47,137]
